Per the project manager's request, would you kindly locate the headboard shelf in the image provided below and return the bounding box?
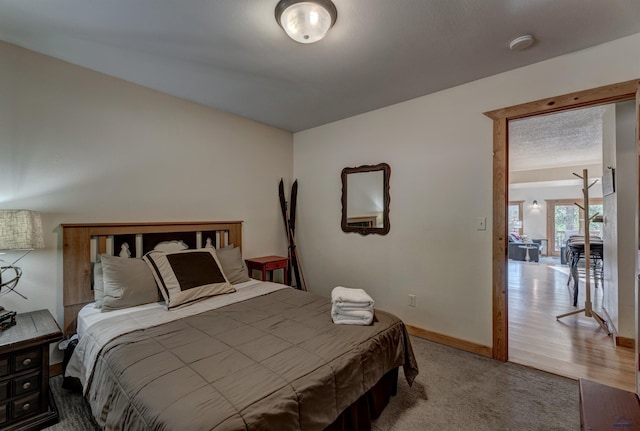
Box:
[62,221,243,335]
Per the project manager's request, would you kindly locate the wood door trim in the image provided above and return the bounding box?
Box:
[485,79,640,120]
[493,117,508,361]
[485,79,640,362]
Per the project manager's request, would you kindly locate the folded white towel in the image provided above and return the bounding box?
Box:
[331,303,374,325]
[331,286,375,326]
[331,286,374,310]
[334,302,374,312]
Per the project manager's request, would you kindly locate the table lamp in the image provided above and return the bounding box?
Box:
[0,210,45,325]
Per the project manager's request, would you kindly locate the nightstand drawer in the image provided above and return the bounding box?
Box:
[13,349,41,372]
[0,381,7,402]
[0,309,62,429]
[264,261,286,270]
[13,372,40,397]
[11,392,40,419]
[0,357,8,377]
[0,403,7,424]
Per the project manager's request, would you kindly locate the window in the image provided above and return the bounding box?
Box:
[508,201,524,236]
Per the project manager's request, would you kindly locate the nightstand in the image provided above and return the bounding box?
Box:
[245,256,289,285]
[0,309,62,431]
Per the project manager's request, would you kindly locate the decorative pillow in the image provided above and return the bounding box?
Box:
[93,260,104,308]
[153,240,189,253]
[100,255,161,312]
[143,249,235,309]
[216,246,251,284]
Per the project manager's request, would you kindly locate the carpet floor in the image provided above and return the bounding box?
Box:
[45,336,579,431]
[372,337,579,430]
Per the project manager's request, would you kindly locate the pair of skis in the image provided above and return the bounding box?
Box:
[278,179,307,291]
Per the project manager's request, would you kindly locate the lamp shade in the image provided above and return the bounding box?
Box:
[275,0,337,44]
[0,210,45,250]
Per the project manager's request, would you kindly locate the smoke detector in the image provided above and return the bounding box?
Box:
[509,34,535,51]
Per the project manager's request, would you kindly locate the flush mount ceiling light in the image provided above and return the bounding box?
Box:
[509,34,535,51]
[275,0,338,44]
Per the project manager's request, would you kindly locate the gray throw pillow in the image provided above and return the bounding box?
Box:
[93,259,104,308]
[101,255,160,312]
[216,246,251,284]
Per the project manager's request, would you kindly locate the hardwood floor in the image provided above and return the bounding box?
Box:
[507,258,635,392]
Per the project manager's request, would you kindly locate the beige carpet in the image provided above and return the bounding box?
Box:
[47,336,579,431]
[373,336,578,430]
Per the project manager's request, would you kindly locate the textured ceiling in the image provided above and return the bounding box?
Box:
[1,1,639,132]
[509,106,605,172]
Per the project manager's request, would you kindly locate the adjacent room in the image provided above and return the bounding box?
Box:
[507,103,636,391]
[1,1,640,430]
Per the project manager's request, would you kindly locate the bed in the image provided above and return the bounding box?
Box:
[62,221,418,430]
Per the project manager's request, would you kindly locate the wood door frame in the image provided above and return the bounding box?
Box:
[484,78,640,362]
[546,198,604,256]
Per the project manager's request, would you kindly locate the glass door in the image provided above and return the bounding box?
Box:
[546,198,604,256]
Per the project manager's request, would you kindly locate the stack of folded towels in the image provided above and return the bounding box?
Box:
[331,286,375,325]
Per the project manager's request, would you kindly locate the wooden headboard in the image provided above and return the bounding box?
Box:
[62,221,243,335]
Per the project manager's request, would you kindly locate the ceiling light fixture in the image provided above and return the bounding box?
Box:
[509,34,535,51]
[275,0,338,44]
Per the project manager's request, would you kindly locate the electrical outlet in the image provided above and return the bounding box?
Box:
[408,294,416,307]
[476,217,486,231]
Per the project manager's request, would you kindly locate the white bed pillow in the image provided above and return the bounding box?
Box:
[101,255,161,312]
[143,248,235,309]
[153,240,189,253]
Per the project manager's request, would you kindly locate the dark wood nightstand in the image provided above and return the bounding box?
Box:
[245,256,289,285]
[0,309,62,431]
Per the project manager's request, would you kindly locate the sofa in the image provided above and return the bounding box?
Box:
[508,234,541,262]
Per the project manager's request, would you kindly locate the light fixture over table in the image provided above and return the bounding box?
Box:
[275,0,338,44]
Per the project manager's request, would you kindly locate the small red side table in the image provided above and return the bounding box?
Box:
[245,256,289,285]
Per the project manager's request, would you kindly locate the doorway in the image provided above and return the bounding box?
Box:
[484,79,640,387]
[504,102,633,388]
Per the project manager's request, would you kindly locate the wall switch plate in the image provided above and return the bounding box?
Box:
[476,217,487,230]
[408,294,416,307]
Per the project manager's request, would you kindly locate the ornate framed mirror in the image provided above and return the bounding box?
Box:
[341,163,390,235]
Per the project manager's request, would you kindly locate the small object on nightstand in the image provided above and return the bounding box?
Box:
[0,310,16,330]
[0,309,62,430]
[245,256,289,285]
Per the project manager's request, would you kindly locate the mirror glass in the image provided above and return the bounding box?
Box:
[341,163,390,235]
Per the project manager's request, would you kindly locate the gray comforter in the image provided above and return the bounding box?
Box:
[86,288,418,430]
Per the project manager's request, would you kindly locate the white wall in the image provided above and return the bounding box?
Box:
[293,33,640,347]
[611,101,637,338]
[602,105,619,329]
[0,42,293,335]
